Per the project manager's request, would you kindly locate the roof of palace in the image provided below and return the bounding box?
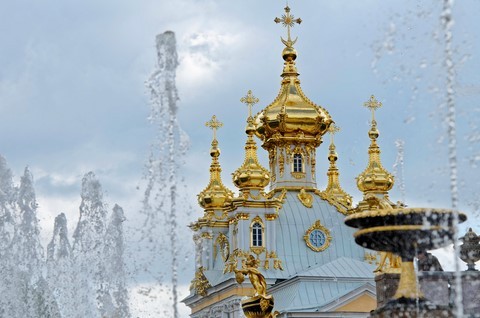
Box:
[263,192,369,279]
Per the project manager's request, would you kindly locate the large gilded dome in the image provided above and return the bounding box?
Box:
[255,46,333,147]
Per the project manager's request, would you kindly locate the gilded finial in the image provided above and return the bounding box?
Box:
[328,123,340,163]
[363,95,382,122]
[274,5,302,48]
[205,115,223,141]
[328,123,340,145]
[240,90,259,119]
[363,95,382,141]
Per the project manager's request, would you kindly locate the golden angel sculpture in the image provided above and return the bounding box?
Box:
[234,254,279,318]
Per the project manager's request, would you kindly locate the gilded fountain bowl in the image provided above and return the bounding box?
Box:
[345,207,467,259]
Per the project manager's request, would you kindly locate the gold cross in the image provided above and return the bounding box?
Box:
[363,95,382,121]
[240,90,259,118]
[328,123,341,144]
[205,115,223,140]
[274,6,302,47]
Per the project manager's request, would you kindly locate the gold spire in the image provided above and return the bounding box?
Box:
[356,95,394,194]
[274,5,301,74]
[233,91,270,193]
[198,115,234,210]
[255,5,332,149]
[319,124,353,214]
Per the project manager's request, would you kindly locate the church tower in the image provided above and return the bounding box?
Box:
[191,115,233,293]
[255,7,331,190]
[184,6,378,317]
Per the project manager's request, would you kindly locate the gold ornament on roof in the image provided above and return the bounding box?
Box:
[233,91,270,193]
[205,115,223,140]
[240,90,260,119]
[328,123,340,141]
[319,123,353,214]
[198,115,234,210]
[297,188,313,208]
[356,95,394,194]
[190,266,211,297]
[364,95,383,119]
[274,5,302,48]
[214,233,230,262]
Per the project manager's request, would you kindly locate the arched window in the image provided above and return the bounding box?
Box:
[252,222,263,247]
[293,154,303,172]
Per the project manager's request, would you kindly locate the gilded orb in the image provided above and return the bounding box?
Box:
[282,46,297,61]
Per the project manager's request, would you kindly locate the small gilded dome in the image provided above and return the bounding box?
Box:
[198,116,234,210]
[356,120,394,194]
[232,119,270,190]
[254,46,332,146]
[198,140,234,209]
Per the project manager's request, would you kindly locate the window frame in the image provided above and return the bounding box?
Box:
[293,153,303,173]
[250,216,266,255]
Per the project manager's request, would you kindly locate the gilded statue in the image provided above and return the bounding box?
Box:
[234,255,268,297]
[234,254,279,317]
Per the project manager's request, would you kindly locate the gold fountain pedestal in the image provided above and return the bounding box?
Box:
[241,295,276,318]
[345,207,466,318]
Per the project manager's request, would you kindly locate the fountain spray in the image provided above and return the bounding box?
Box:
[440,1,464,316]
[143,31,188,318]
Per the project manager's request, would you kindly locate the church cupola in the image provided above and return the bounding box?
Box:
[232,91,270,198]
[197,115,234,212]
[254,6,333,189]
[355,95,396,212]
[356,95,394,195]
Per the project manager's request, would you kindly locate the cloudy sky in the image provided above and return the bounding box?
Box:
[1,0,479,316]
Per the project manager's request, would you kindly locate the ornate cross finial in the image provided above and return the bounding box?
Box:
[240,90,259,118]
[363,95,382,121]
[274,6,302,47]
[205,115,223,140]
[328,123,341,144]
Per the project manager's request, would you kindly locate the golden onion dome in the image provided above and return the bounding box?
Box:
[254,43,332,147]
[254,6,332,148]
[232,117,270,190]
[198,116,234,210]
[356,96,394,194]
